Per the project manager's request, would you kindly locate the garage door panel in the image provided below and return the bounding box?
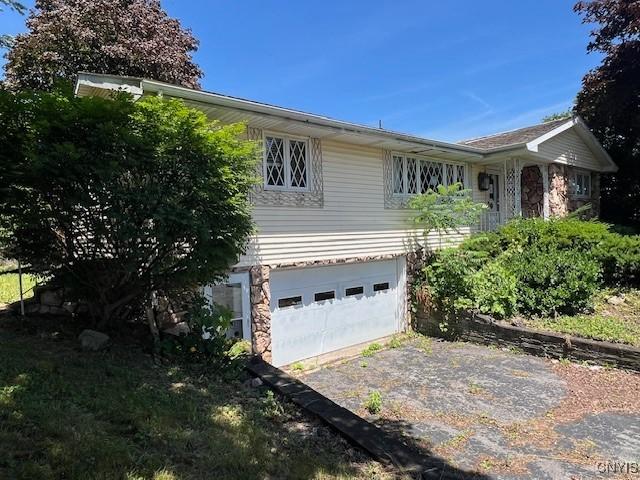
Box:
[270,260,403,366]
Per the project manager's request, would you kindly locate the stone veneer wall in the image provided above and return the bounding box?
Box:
[415,309,640,372]
[520,165,544,218]
[548,164,601,218]
[249,265,272,362]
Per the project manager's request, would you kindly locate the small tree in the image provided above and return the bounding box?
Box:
[3,0,202,91]
[408,183,487,249]
[0,88,257,328]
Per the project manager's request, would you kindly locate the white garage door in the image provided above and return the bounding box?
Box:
[270,259,404,366]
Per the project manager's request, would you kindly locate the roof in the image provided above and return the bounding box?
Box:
[74,73,617,172]
[458,118,571,149]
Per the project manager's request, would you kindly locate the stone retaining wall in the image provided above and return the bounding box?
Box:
[415,308,640,372]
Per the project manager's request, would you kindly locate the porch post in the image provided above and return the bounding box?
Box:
[541,164,550,219]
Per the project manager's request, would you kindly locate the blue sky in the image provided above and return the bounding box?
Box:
[0,1,601,141]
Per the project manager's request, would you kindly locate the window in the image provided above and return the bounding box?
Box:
[345,286,364,297]
[572,171,591,198]
[278,296,302,308]
[264,134,309,191]
[314,291,335,302]
[373,282,389,292]
[392,154,466,196]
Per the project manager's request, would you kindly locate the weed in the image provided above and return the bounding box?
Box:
[468,382,485,395]
[291,362,305,372]
[359,360,368,368]
[361,342,382,357]
[388,335,403,349]
[364,390,382,414]
[261,390,285,419]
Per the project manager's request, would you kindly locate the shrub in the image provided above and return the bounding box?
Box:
[505,248,601,316]
[0,89,257,328]
[159,295,237,370]
[466,261,518,319]
[364,391,382,414]
[423,248,483,312]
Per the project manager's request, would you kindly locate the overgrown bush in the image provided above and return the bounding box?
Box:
[467,261,518,319]
[504,248,601,316]
[0,89,257,328]
[420,217,638,322]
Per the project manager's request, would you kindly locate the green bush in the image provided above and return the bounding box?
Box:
[159,295,238,370]
[423,248,483,312]
[421,217,633,320]
[466,261,518,319]
[505,248,601,316]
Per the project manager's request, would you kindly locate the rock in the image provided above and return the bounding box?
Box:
[162,322,190,337]
[78,329,111,351]
[242,377,264,389]
[62,301,76,314]
[40,288,64,307]
[607,295,625,306]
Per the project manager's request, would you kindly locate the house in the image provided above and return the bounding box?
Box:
[75,73,617,367]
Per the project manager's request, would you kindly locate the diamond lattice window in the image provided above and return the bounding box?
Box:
[391,154,466,196]
[456,165,465,186]
[289,140,307,188]
[265,136,285,187]
[264,135,309,190]
[421,161,443,192]
[393,155,404,194]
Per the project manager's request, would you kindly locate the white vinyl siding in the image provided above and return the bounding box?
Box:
[237,140,469,266]
[537,129,601,170]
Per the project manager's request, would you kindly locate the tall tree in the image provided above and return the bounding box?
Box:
[574,0,640,226]
[3,0,202,91]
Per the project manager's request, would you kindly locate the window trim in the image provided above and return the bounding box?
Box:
[391,153,468,197]
[263,131,311,193]
[572,170,592,199]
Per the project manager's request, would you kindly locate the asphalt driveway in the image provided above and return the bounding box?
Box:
[299,337,640,479]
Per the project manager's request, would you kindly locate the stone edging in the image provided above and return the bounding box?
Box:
[245,358,486,479]
[416,310,640,372]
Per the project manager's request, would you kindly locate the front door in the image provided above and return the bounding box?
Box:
[488,174,501,213]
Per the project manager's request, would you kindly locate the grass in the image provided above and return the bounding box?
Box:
[0,273,37,305]
[0,314,391,480]
[525,289,640,347]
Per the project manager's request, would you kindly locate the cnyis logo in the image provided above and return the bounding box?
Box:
[596,462,640,475]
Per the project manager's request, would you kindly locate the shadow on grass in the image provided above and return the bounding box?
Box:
[0,312,385,480]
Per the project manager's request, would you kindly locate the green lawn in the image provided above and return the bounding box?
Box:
[0,273,37,304]
[0,315,392,480]
[526,289,640,346]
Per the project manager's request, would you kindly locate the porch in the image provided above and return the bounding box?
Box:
[476,158,551,231]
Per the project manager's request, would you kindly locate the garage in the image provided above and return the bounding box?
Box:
[270,259,405,366]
